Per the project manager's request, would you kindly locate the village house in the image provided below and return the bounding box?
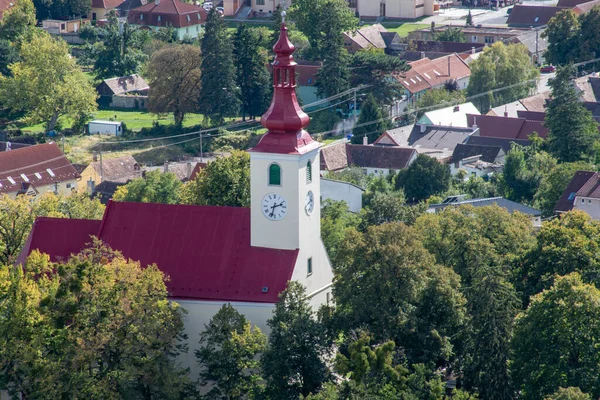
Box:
[556,171,600,219]
[90,0,124,21]
[355,0,435,20]
[343,24,402,55]
[128,0,207,40]
[42,18,90,34]
[0,143,80,198]
[417,102,480,128]
[96,74,149,109]
[466,113,549,140]
[115,0,148,17]
[400,41,484,62]
[409,25,524,45]
[77,155,141,194]
[18,23,334,378]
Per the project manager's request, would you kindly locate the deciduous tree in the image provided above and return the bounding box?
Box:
[147,44,202,126]
[542,10,581,66]
[0,32,97,131]
[546,387,592,400]
[113,170,182,204]
[350,51,407,106]
[434,27,466,42]
[396,154,451,202]
[533,162,592,216]
[0,0,36,43]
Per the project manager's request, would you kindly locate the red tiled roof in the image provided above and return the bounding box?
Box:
[398,54,471,94]
[555,170,597,212]
[0,143,80,194]
[506,5,567,26]
[346,144,416,170]
[576,172,600,198]
[557,0,588,7]
[467,114,548,140]
[128,0,207,28]
[91,0,124,9]
[572,0,600,14]
[320,142,349,171]
[19,201,299,303]
[516,110,546,121]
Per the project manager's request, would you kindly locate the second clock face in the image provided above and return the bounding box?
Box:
[305,191,314,215]
[262,193,288,221]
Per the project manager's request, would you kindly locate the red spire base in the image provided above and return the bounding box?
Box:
[251,23,319,155]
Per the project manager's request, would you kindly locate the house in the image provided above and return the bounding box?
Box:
[77,155,140,193]
[92,180,128,204]
[321,178,364,213]
[249,0,291,15]
[417,102,480,128]
[451,156,504,178]
[572,0,600,14]
[356,0,435,20]
[17,23,333,377]
[465,135,531,153]
[409,26,523,45]
[452,143,505,164]
[397,54,471,105]
[574,74,600,103]
[507,5,567,27]
[343,24,402,55]
[375,124,477,161]
[400,41,484,62]
[0,143,80,197]
[145,161,198,182]
[320,142,417,175]
[555,171,600,218]
[115,0,148,17]
[90,0,124,21]
[96,74,149,109]
[42,18,90,34]
[511,29,548,65]
[428,195,542,225]
[466,113,548,140]
[128,0,207,40]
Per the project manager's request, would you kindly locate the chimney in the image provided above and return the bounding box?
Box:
[504,106,508,117]
[186,162,192,179]
[421,52,426,59]
[471,47,476,54]
[420,124,427,133]
[92,152,98,162]
[454,105,460,112]
[163,162,169,173]
[155,0,160,4]
[472,117,478,132]
[363,136,368,145]
[5,141,11,151]
[447,56,451,77]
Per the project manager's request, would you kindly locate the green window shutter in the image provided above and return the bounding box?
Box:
[269,164,281,186]
[306,161,312,183]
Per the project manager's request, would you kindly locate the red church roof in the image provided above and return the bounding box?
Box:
[18,202,298,303]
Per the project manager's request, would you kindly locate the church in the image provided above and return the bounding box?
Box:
[17,23,334,374]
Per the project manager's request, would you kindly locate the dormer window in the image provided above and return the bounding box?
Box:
[268,163,281,186]
[187,14,191,21]
[306,161,312,183]
[197,13,201,19]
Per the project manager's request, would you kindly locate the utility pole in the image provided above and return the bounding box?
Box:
[353,87,358,123]
[99,151,103,183]
[199,133,203,163]
[535,27,539,66]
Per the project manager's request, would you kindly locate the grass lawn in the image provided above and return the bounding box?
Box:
[18,111,206,133]
[381,23,429,37]
[321,135,345,145]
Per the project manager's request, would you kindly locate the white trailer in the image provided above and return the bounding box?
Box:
[88,120,123,136]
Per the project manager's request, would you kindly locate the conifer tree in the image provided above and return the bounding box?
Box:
[351,93,389,144]
[233,25,271,121]
[466,10,473,26]
[199,8,241,125]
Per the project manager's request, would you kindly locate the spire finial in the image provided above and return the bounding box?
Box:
[281,10,286,23]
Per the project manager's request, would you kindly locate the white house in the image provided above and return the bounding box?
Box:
[17,23,333,378]
[416,102,480,128]
[356,0,435,19]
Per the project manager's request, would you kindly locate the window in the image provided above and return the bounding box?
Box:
[92,12,97,20]
[157,15,161,21]
[46,168,55,177]
[582,198,585,203]
[307,258,313,276]
[20,174,29,182]
[484,36,495,43]
[66,183,73,189]
[589,199,592,204]
[140,14,144,20]
[186,27,189,33]
[534,16,539,22]
[472,35,477,42]
[268,163,281,186]
[34,173,42,180]
[256,0,265,4]
[306,161,312,183]
[186,14,191,21]
[7,176,15,185]
[197,13,201,19]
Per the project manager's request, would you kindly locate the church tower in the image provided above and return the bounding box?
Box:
[249,20,333,305]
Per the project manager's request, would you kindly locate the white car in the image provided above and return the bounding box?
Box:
[203,1,213,9]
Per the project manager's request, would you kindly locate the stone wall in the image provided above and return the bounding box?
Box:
[109,95,148,110]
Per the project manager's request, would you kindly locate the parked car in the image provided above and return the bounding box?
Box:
[203,1,213,9]
[540,65,556,73]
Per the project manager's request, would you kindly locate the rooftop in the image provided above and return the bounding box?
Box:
[555,170,597,213]
[377,124,476,155]
[128,0,207,28]
[452,143,504,163]
[506,5,567,26]
[466,114,548,140]
[98,74,149,95]
[418,102,480,128]
[429,196,541,216]
[397,53,471,94]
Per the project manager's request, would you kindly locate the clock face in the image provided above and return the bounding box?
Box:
[262,193,288,221]
[305,191,315,215]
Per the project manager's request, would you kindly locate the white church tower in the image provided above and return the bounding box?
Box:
[249,19,333,307]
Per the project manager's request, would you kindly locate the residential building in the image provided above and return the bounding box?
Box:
[0,143,80,197]
[466,113,548,140]
[400,41,484,62]
[409,26,523,45]
[91,0,124,21]
[417,102,480,128]
[320,142,417,175]
[396,53,471,105]
[115,0,148,17]
[511,29,548,65]
[555,171,600,219]
[452,143,505,164]
[343,24,402,55]
[321,178,364,213]
[128,0,207,40]
[506,5,566,27]
[450,156,504,178]
[249,0,291,14]
[145,161,198,182]
[42,18,90,33]
[356,0,435,20]
[96,74,149,109]
[571,0,600,14]
[17,23,334,377]
[77,155,141,193]
[465,135,531,153]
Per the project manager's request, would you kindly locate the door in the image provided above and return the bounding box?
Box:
[380,2,386,16]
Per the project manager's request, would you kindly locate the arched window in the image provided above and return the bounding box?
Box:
[269,163,281,186]
[306,161,312,183]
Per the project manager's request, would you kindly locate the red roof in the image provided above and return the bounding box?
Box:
[467,114,548,140]
[0,0,11,18]
[128,0,207,28]
[572,0,600,14]
[506,5,567,26]
[576,172,600,198]
[91,0,124,9]
[397,54,471,94]
[19,201,299,303]
[555,170,597,212]
[0,143,80,194]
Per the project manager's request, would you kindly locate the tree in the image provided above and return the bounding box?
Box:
[542,10,581,66]
[199,8,241,125]
[546,65,599,162]
[467,42,539,112]
[396,154,451,202]
[32,0,90,21]
[466,10,473,26]
[233,25,271,121]
[196,304,267,399]
[0,32,97,131]
[0,39,19,77]
[0,242,193,398]
[261,282,331,399]
[321,199,360,263]
[94,15,148,79]
[361,191,427,228]
[146,45,201,126]
[545,387,592,400]
[0,192,105,265]
[271,5,284,47]
[414,87,466,118]
[511,273,600,399]
[179,151,250,207]
[351,93,389,144]
[576,6,600,63]
[333,222,467,366]
[350,51,407,106]
[288,0,357,59]
[113,170,182,204]
[534,162,592,216]
[0,0,36,43]
[434,27,466,42]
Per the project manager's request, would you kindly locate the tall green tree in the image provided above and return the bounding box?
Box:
[577,6,600,62]
[434,27,466,42]
[94,14,148,79]
[196,304,267,399]
[199,8,241,125]
[542,10,581,66]
[179,151,250,207]
[350,51,407,106]
[545,65,599,162]
[321,199,360,263]
[261,282,331,399]
[0,0,36,43]
[351,93,389,144]
[315,37,350,100]
[233,25,271,121]
[32,0,90,20]
[0,32,97,131]
[414,87,466,118]
[511,273,600,399]
[467,42,539,112]
[545,387,592,400]
[0,243,193,398]
[396,154,451,202]
[113,170,183,204]
[501,145,557,203]
[0,40,19,77]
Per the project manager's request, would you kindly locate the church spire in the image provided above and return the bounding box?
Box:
[251,21,319,155]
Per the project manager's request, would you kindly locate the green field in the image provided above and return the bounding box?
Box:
[381,23,429,37]
[19,111,206,133]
